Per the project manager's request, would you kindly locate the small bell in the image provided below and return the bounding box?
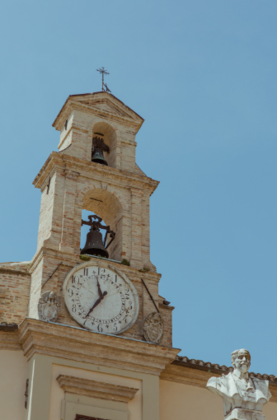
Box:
[91,147,108,166]
[91,134,110,166]
[81,215,116,259]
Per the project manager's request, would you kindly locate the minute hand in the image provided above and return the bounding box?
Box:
[86,291,107,318]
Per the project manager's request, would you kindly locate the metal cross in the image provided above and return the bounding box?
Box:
[96,67,111,92]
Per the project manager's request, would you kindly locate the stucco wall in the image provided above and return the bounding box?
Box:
[160,379,277,420]
[0,350,27,420]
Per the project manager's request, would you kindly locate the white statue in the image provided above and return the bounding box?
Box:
[207,349,271,420]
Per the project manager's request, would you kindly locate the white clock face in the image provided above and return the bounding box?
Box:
[63,263,139,334]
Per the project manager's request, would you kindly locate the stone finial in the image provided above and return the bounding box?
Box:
[207,349,272,420]
[38,291,61,322]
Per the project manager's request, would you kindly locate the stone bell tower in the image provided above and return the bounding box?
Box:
[28,91,174,345]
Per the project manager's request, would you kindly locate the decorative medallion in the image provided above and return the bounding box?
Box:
[38,291,61,322]
[143,312,164,344]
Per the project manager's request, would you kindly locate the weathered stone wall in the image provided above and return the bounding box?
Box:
[0,263,31,324]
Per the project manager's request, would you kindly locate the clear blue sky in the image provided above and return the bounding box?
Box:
[1,0,277,375]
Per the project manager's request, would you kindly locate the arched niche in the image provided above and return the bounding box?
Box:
[82,188,123,261]
[92,122,117,168]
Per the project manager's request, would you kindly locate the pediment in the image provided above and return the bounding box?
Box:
[79,98,134,119]
[53,92,144,131]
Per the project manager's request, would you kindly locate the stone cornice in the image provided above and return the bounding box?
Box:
[56,375,139,403]
[28,247,161,282]
[18,318,180,375]
[161,363,277,403]
[0,331,20,350]
[33,152,159,196]
[0,267,30,277]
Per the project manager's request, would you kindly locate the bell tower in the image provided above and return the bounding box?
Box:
[28,91,173,345]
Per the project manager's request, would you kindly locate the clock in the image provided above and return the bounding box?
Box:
[63,262,139,334]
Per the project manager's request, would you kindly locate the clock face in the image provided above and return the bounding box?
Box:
[63,262,139,334]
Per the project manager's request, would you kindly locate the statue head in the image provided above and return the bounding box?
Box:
[231,349,251,373]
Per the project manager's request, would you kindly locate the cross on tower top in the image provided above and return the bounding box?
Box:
[96,67,111,92]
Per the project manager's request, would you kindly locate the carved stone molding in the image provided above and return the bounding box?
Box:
[33,152,159,196]
[57,375,139,403]
[19,318,180,376]
[160,364,277,403]
[0,322,18,332]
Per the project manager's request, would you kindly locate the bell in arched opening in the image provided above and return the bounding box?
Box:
[81,215,115,258]
[91,133,110,166]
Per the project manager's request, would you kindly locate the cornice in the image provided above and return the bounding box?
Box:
[159,303,174,311]
[28,247,79,273]
[160,362,277,403]
[56,374,139,403]
[0,268,30,277]
[18,318,180,375]
[0,331,20,350]
[28,247,161,282]
[33,152,159,196]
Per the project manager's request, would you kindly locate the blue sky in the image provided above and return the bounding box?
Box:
[0,0,277,375]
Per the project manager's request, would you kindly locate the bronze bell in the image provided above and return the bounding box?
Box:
[81,215,116,259]
[91,147,108,166]
[91,134,110,166]
[81,228,109,258]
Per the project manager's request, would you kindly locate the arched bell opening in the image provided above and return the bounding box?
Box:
[81,189,123,261]
[92,122,116,168]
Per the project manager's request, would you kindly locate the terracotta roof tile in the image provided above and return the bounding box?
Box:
[174,356,277,385]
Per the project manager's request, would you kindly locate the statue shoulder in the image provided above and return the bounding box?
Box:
[207,373,230,389]
[252,377,272,399]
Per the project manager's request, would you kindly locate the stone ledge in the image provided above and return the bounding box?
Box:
[28,248,161,282]
[158,303,175,311]
[0,331,20,350]
[33,152,159,196]
[19,318,180,376]
[160,363,277,403]
[0,268,30,276]
[56,374,139,403]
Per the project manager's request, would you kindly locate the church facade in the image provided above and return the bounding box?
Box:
[0,91,276,420]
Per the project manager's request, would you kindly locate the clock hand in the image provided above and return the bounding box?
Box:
[97,278,103,298]
[86,291,108,318]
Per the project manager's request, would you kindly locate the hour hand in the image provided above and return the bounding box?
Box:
[86,291,107,318]
[97,278,105,298]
